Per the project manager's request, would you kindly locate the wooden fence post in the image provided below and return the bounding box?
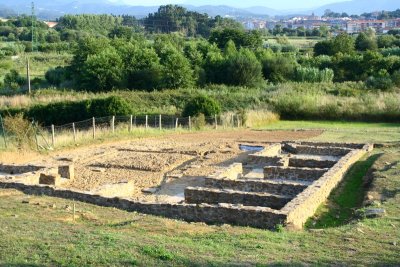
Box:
[188,116,191,131]
[159,114,162,130]
[215,114,218,130]
[72,123,76,143]
[51,124,55,147]
[111,116,115,134]
[145,115,148,130]
[175,118,178,130]
[129,115,133,132]
[92,117,96,139]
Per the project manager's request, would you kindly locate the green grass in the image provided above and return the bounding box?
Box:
[261,120,400,143]
[306,153,381,228]
[0,122,400,265]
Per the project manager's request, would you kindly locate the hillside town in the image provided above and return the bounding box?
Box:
[243,13,400,34]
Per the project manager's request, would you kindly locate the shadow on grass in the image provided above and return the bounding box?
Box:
[306,153,382,229]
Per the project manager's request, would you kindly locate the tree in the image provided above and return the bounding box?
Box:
[262,55,297,83]
[209,28,262,49]
[121,43,163,90]
[45,67,66,86]
[355,32,377,51]
[80,47,124,91]
[377,35,397,48]
[314,40,334,56]
[224,48,264,86]
[70,37,111,87]
[332,33,355,55]
[157,43,194,89]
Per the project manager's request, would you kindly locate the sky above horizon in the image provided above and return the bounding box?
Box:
[112,0,346,10]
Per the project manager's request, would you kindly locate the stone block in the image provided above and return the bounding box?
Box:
[58,165,74,180]
[39,173,61,186]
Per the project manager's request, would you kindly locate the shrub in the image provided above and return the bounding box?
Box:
[392,70,400,87]
[365,69,394,91]
[4,70,26,90]
[3,113,36,149]
[45,67,67,86]
[88,96,133,117]
[182,95,221,117]
[192,113,206,130]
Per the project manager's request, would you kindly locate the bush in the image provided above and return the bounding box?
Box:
[192,113,206,130]
[4,70,26,90]
[182,95,221,117]
[3,113,36,149]
[88,96,133,117]
[45,67,67,87]
[392,70,400,87]
[365,69,394,91]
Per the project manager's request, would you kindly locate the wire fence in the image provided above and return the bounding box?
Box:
[0,114,243,151]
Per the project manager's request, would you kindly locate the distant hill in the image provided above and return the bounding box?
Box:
[312,0,400,15]
[1,0,399,20]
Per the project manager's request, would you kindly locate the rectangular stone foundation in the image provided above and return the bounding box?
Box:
[264,166,328,181]
[185,187,292,209]
[0,142,374,230]
[204,177,306,196]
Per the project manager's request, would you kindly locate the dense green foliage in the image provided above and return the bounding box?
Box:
[20,96,133,125]
[182,95,221,117]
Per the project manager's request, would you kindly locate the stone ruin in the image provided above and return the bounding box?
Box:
[0,141,373,230]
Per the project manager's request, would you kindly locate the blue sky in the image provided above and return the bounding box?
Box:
[113,0,345,10]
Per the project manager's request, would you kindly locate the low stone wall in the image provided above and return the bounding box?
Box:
[0,180,286,229]
[264,166,328,181]
[295,141,365,149]
[283,143,351,156]
[246,155,289,167]
[254,143,282,156]
[208,163,243,180]
[0,164,44,174]
[185,187,292,209]
[288,158,336,168]
[282,144,373,229]
[204,177,306,196]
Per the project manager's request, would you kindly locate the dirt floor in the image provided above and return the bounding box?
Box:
[6,129,323,202]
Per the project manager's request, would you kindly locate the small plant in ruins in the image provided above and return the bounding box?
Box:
[192,113,206,130]
[3,113,36,149]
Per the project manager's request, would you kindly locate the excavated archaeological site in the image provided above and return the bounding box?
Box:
[0,131,373,229]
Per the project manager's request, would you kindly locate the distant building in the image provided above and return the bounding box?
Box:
[243,20,266,30]
[44,21,58,28]
[346,20,386,34]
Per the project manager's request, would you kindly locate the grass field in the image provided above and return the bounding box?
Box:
[0,122,399,266]
[262,120,400,143]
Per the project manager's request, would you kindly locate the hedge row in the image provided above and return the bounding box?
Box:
[1,96,133,125]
